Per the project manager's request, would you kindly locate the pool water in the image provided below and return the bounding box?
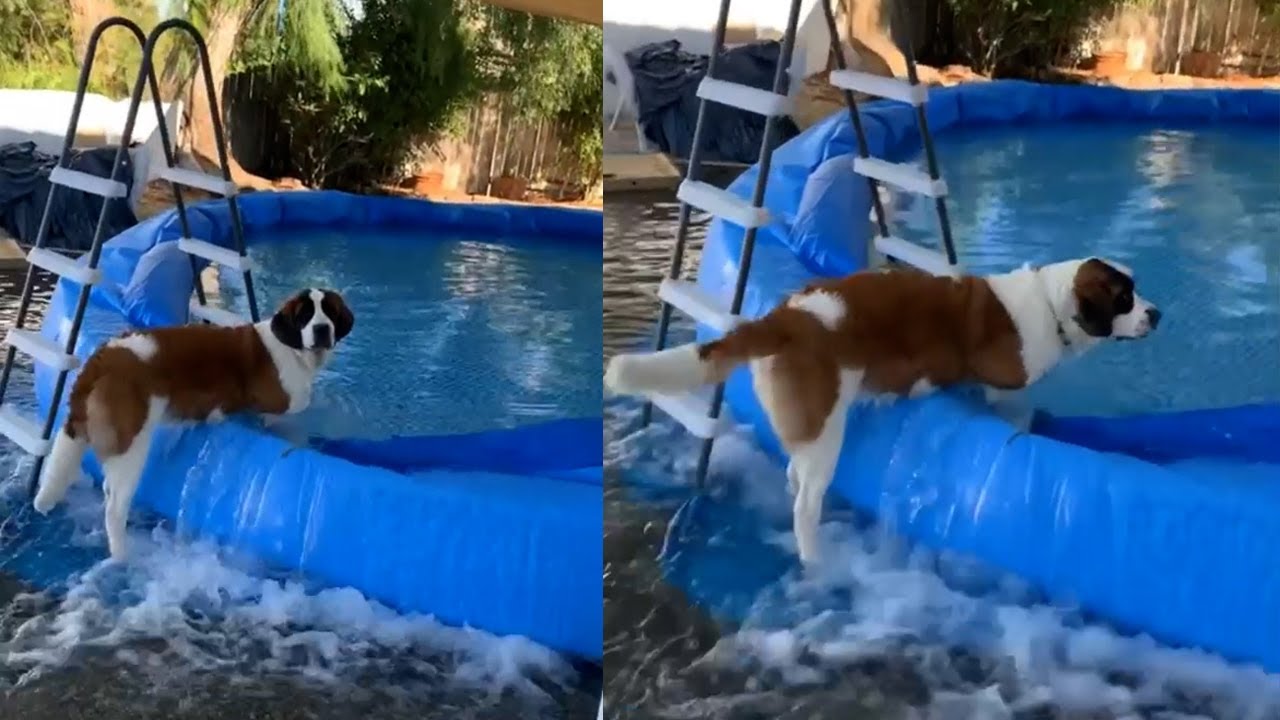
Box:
[217,227,602,439]
[894,123,1280,417]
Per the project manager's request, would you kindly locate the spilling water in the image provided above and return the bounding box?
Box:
[602,187,1280,719]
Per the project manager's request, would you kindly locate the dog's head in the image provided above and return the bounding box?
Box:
[270,288,354,352]
[1043,257,1160,345]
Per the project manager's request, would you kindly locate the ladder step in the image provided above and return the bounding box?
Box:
[159,166,238,196]
[697,77,793,117]
[26,248,101,285]
[177,238,254,272]
[0,404,51,456]
[875,235,960,277]
[189,300,248,327]
[5,329,78,372]
[650,392,729,439]
[48,167,127,199]
[829,70,928,106]
[854,157,948,198]
[658,279,737,333]
[677,180,769,229]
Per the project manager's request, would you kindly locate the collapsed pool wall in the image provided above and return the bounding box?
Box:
[695,81,1280,670]
[32,191,604,660]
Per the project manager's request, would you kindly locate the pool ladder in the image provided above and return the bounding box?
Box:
[641,0,960,488]
[0,16,260,495]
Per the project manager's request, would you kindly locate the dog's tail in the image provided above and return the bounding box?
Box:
[605,308,806,396]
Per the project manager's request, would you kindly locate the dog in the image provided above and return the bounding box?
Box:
[605,258,1159,565]
[32,288,354,560]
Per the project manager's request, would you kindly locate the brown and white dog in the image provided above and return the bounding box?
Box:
[605,258,1160,565]
[32,288,354,560]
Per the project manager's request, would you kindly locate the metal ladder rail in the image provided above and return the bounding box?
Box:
[0,17,160,494]
[821,0,959,275]
[640,0,805,489]
[143,19,260,327]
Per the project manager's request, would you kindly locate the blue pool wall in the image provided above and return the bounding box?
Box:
[33,191,604,660]
[695,82,1280,670]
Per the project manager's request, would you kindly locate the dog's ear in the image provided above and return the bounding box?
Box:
[322,290,354,341]
[1071,259,1129,338]
[270,292,310,349]
[1072,294,1114,338]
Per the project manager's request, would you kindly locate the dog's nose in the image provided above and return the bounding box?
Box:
[1146,307,1161,330]
[313,324,333,348]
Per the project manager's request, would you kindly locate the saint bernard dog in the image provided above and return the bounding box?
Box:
[606,258,1160,565]
[32,288,355,560]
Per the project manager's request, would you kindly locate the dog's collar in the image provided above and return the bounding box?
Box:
[1030,265,1072,349]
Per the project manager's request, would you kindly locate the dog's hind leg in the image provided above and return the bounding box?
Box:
[102,398,163,561]
[790,368,860,566]
[33,427,88,513]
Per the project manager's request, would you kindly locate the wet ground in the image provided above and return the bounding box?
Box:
[0,265,599,719]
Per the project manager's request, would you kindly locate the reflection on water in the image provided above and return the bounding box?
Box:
[604,171,1280,717]
[218,229,603,439]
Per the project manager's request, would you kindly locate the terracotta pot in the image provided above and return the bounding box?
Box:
[491,175,528,201]
[1092,50,1129,78]
[411,170,444,195]
[1182,51,1222,78]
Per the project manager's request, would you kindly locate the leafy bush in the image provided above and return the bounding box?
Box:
[234,0,601,189]
[943,0,1122,75]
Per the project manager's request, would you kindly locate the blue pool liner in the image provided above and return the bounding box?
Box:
[694,82,1280,670]
[31,190,603,660]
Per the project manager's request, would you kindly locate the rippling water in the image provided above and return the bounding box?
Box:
[603,162,1280,717]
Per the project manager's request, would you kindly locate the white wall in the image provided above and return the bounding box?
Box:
[0,89,183,213]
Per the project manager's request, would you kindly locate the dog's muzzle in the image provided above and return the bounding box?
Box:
[313,324,333,348]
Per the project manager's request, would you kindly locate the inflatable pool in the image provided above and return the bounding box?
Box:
[29,191,603,660]
[695,82,1280,670]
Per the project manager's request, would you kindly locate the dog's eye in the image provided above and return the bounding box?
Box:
[1115,291,1133,310]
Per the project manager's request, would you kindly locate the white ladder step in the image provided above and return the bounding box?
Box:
[677,180,769,229]
[159,166,237,196]
[854,157,948,198]
[650,392,730,439]
[697,77,793,117]
[0,403,51,456]
[875,235,960,277]
[177,238,253,272]
[829,70,928,106]
[189,300,248,327]
[658,278,737,333]
[48,167,127,198]
[5,329,78,371]
[26,248,101,285]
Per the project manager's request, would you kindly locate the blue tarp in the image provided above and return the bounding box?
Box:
[626,39,800,162]
[695,81,1280,670]
[31,190,604,660]
[0,141,138,251]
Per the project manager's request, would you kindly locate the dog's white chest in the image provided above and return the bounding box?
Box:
[254,323,318,414]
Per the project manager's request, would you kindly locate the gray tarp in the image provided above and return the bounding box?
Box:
[0,142,137,252]
[624,39,800,163]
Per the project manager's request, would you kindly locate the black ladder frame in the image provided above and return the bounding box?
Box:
[0,17,259,496]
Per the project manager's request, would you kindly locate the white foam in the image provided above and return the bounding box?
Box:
[1,471,576,701]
